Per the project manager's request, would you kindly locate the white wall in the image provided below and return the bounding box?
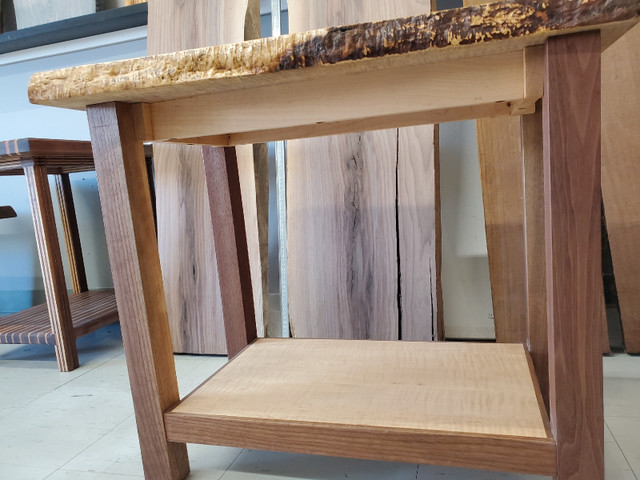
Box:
[0,27,147,314]
[439,121,494,339]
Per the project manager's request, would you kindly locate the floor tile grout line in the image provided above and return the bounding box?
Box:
[46,412,138,478]
[216,448,246,480]
[605,420,638,478]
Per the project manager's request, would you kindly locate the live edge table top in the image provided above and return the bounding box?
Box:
[27,0,640,147]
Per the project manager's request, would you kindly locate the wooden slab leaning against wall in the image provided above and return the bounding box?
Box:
[286,0,442,342]
[148,0,267,354]
[463,0,609,353]
[601,23,640,353]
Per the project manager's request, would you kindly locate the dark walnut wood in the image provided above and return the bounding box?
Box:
[0,138,94,175]
[28,0,640,109]
[0,206,17,219]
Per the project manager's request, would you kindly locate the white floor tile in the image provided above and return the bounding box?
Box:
[46,470,143,479]
[1,326,639,480]
[62,416,145,477]
[220,450,418,480]
[606,416,640,478]
[0,463,54,480]
[0,414,105,469]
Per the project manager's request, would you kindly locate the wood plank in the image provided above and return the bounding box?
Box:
[287,0,439,341]
[464,0,609,351]
[0,139,94,174]
[166,339,556,476]
[602,23,640,353]
[13,0,95,29]
[29,0,640,111]
[147,52,525,143]
[543,32,604,480]
[0,289,118,344]
[202,147,257,359]
[23,161,78,371]
[522,103,549,410]
[0,205,16,219]
[86,102,189,480]
[398,124,442,340]
[476,114,528,343]
[55,173,88,294]
[148,0,265,354]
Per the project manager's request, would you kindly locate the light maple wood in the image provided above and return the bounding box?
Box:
[148,0,265,354]
[165,338,555,475]
[55,173,88,294]
[0,289,118,344]
[543,32,604,480]
[602,23,640,353]
[87,102,189,480]
[29,1,639,113]
[23,161,78,371]
[202,147,257,359]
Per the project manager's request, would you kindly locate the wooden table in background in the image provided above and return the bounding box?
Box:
[0,138,118,372]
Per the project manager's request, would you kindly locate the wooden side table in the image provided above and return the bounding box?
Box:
[0,138,118,371]
[27,1,640,478]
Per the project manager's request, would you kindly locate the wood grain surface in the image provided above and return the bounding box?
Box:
[166,338,556,475]
[287,0,440,341]
[148,0,265,354]
[521,104,549,410]
[476,114,528,343]
[202,147,257,359]
[23,162,78,371]
[543,32,604,480]
[0,289,118,344]
[55,173,88,294]
[29,0,640,110]
[463,0,609,351]
[13,0,95,29]
[602,23,640,353]
[87,102,189,480]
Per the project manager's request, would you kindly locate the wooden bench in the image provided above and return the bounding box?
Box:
[0,139,118,371]
[28,0,640,477]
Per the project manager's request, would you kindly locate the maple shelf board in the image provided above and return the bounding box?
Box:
[0,289,118,344]
[165,338,556,475]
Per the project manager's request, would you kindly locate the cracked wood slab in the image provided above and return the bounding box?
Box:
[286,0,441,342]
[29,0,640,112]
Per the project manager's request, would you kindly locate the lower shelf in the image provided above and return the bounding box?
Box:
[0,289,118,344]
[165,338,557,476]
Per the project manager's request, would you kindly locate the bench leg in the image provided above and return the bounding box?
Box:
[87,102,190,480]
[55,173,88,294]
[543,32,604,480]
[23,162,78,372]
[202,146,257,359]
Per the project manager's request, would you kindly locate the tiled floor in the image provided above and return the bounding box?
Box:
[0,324,638,480]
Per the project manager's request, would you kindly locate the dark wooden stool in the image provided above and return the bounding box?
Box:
[0,139,118,371]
